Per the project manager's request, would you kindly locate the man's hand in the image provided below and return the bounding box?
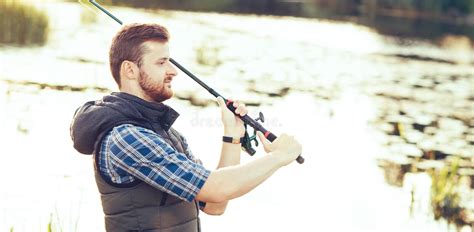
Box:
[257,132,302,166]
[216,97,248,137]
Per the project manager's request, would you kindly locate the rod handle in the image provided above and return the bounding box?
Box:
[264,131,305,164]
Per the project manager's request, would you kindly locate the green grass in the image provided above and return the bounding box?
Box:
[0,0,49,45]
[8,210,76,232]
[430,157,465,227]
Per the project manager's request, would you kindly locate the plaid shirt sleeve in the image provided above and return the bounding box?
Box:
[101,124,211,202]
[175,130,202,164]
[173,131,209,209]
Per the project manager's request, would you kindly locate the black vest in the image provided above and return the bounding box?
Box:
[70,92,200,232]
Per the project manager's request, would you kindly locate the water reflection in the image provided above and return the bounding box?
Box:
[0,1,473,232]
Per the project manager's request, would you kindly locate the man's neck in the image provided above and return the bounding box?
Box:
[119,85,155,103]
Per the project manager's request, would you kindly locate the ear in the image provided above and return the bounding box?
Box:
[120,60,139,81]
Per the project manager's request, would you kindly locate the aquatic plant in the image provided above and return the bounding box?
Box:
[430,157,465,228]
[195,42,222,67]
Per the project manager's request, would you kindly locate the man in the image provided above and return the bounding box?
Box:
[70,23,302,232]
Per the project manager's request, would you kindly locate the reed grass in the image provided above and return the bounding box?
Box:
[0,0,49,45]
[430,157,465,227]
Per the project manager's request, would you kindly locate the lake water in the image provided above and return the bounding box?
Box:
[0,1,472,232]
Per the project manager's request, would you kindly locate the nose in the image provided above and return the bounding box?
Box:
[166,61,178,77]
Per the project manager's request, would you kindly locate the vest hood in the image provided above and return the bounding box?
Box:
[70,92,180,155]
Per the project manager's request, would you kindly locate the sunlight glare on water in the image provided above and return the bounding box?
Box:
[0,1,472,231]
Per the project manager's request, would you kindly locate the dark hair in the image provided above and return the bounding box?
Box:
[109,23,169,87]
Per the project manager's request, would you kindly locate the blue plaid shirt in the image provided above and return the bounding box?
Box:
[98,124,210,204]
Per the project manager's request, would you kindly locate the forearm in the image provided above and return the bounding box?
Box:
[197,153,283,203]
[202,141,241,215]
[218,154,281,200]
[217,141,241,168]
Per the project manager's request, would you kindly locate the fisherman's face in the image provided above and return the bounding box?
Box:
[138,41,177,102]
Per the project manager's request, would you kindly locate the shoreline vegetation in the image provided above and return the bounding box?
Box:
[0,0,49,46]
[91,0,474,24]
[85,0,474,43]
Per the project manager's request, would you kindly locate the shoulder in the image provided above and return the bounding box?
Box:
[103,124,165,147]
[101,124,175,157]
[110,124,155,136]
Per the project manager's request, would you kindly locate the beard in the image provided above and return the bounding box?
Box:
[138,69,173,102]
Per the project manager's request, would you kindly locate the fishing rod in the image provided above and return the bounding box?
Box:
[86,0,305,164]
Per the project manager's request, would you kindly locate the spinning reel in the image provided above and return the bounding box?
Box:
[241,112,265,155]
